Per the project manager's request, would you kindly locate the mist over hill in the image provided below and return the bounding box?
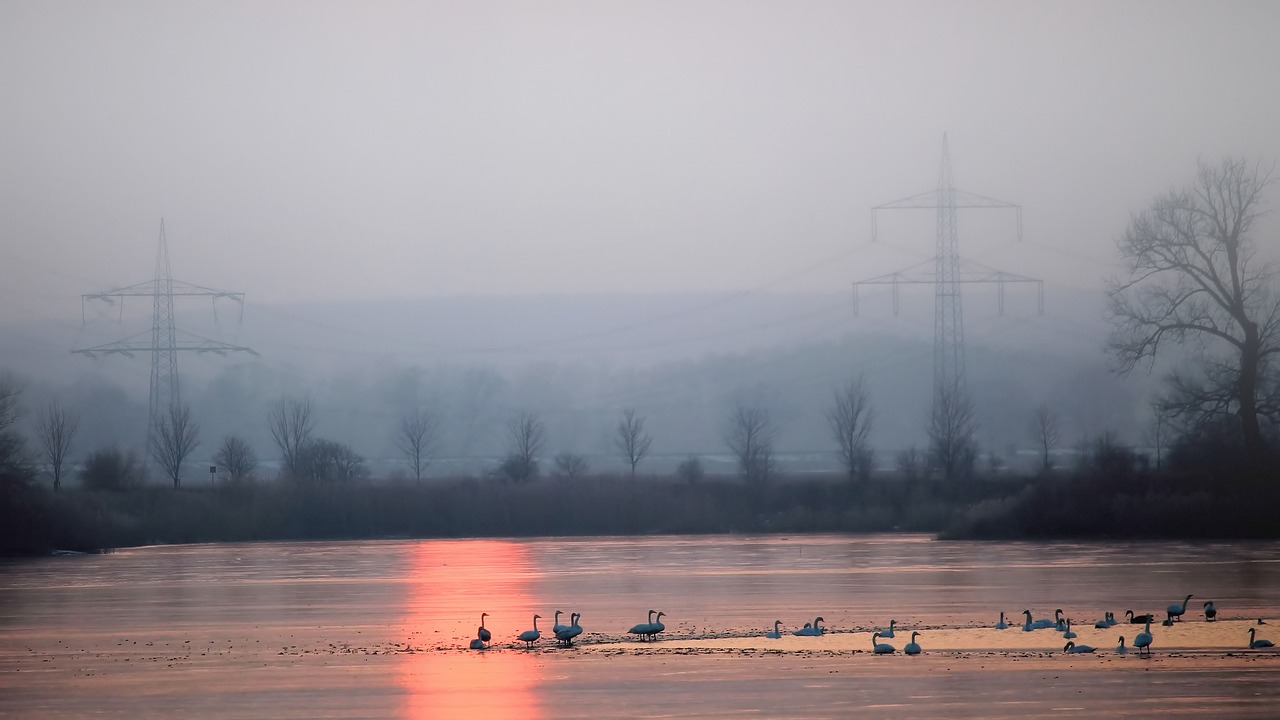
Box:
[1,285,1156,480]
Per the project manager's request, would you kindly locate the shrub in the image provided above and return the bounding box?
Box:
[79,447,142,492]
[676,456,704,484]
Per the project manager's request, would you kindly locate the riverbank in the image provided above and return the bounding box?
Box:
[4,468,1278,554]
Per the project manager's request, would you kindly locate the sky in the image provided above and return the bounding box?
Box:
[2,0,1279,322]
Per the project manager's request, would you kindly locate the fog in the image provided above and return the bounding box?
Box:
[1,1,1277,476]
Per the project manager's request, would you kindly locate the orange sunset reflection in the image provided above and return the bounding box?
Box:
[398,540,544,720]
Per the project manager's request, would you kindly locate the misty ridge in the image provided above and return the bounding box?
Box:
[3,280,1148,480]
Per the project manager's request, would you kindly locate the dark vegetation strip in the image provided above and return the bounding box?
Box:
[4,467,1279,555]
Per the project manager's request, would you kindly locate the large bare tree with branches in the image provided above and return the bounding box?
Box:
[35,399,79,492]
[724,404,775,484]
[928,381,977,481]
[1027,403,1061,474]
[213,435,258,482]
[152,404,200,489]
[1107,158,1280,471]
[268,395,315,479]
[615,408,653,479]
[501,411,545,483]
[827,376,874,482]
[396,407,439,484]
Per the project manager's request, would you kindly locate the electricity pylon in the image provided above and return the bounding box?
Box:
[855,135,1042,399]
[74,220,256,463]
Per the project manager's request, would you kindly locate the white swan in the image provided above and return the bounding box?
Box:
[995,612,1008,630]
[469,638,485,650]
[765,620,783,639]
[1063,641,1095,654]
[648,611,666,640]
[553,610,569,635]
[555,612,583,647]
[1115,636,1128,654]
[1126,610,1156,624]
[793,617,825,637]
[628,610,656,639]
[1134,620,1153,657]
[1022,610,1055,632]
[872,632,895,654]
[1249,628,1275,649]
[878,619,897,638]
[904,631,922,655]
[1054,609,1067,631]
[1166,594,1193,622]
[517,614,542,649]
[477,612,492,645]
[1094,611,1115,629]
[1202,601,1216,622]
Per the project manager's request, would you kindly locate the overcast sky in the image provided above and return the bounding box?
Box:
[2,0,1279,323]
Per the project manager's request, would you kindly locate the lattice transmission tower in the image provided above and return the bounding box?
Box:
[74,220,256,462]
[854,135,1042,401]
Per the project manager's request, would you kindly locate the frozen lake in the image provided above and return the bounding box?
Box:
[2,534,1279,718]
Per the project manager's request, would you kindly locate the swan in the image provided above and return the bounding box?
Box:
[1133,620,1153,657]
[1094,613,1111,629]
[1054,609,1067,631]
[1202,601,1216,622]
[995,612,1008,630]
[1126,610,1156,624]
[1062,619,1076,639]
[629,610,657,639]
[1115,636,1128,654]
[1022,610,1056,631]
[555,612,583,647]
[469,638,485,650]
[1166,594,1193,622]
[904,631,922,655]
[648,611,666,640]
[793,617,825,637]
[517,614,542,649]
[879,619,897,638]
[1063,641,1095,654]
[553,610,569,635]
[872,632,895,654]
[477,612,492,645]
[1107,611,1118,626]
[1161,617,1174,627]
[1248,628,1275,649]
[765,620,783,639]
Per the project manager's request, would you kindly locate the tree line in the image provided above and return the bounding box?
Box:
[1,157,1277,545]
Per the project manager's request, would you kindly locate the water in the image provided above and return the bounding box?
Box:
[2,534,1279,718]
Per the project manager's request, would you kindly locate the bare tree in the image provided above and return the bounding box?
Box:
[827,376,874,481]
[928,381,977,481]
[724,404,775,484]
[1027,403,1061,474]
[1107,157,1280,471]
[35,399,79,492]
[0,376,34,486]
[553,452,589,480]
[501,411,545,483]
[152,404,200,489]
[615,408,653,479]
[297,438,367,484]
[396,407,439,484]
[268,395,315,479]
[895,446,923,481]
[213,435,258,482]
